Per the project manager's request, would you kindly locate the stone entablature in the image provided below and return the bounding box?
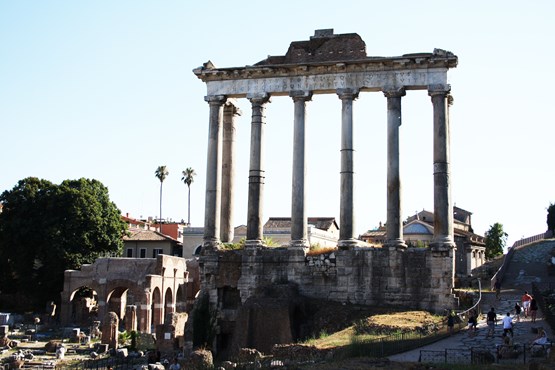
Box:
[194,51,456,97]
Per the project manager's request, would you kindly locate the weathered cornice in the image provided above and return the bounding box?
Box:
[193,50,458,82]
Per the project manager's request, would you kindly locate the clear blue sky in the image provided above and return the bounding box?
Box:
[1,1,553,247]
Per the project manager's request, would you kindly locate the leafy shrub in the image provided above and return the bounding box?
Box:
[220,236,279,250]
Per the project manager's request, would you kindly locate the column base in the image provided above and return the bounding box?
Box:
[338,238,359,250]
[430,237,456,251]
[289,239,310,249]
[385,239,407,249]
[245,239,265,249]
[202,238,220,252]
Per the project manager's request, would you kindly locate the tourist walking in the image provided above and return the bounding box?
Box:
[486,307,497,338]
[530,297,538,322]
[521,291,533,318]
[467,310,478,337]
[514,302,522,322]
[494,279,501,300]
[502,312,514,337]
[446,310,455,336]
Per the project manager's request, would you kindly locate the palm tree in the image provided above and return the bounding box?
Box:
[181,167,196,225]
[154,165,169,228]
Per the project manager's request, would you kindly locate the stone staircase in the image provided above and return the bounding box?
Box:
[502,239,555,289]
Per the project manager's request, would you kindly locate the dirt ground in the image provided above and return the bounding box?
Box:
[0,336,108,368]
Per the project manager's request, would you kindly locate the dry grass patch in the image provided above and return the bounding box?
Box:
[304,310,443,349]
[306,246,337,256]
[304,327,356,349]
[355,311,442,335]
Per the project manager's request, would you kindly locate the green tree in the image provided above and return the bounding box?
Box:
[484,222,508,259]
[547,203,555,235]
[154,165,169,225]
[0,177,126,310]
[181,167,196,225]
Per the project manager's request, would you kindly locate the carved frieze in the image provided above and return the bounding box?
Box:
[202,69,452,98]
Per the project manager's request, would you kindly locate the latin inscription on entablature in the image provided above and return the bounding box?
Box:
[205,69,448,97]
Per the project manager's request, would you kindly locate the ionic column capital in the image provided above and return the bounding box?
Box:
[204,95,227,105]
[224,98,242,116]
[427,84,451,97]
[382,87,406,98]
[336,88,359,100]
[247,93,271,105]
[290,90,313,102]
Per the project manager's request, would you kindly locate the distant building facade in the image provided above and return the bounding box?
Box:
[261,217,340,248]
[361,207,486,277]
[121,214,187,258]
[182,217,340,256]
[123,229,183,258]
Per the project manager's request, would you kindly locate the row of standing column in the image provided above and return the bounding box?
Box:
[203,86,455,250]
[204,97,241,246]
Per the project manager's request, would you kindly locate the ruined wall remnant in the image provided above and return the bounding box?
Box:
[101,311,119,350]
[156,312,189,354]
[203,247,454,311]
[201,246,456,356]
[60,255,198,334]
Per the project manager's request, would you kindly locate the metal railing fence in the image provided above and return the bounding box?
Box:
[419,343,553,365]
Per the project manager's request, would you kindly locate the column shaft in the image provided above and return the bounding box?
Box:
[337,89,359,249]
[203,95,226,249]
[290,91,312,248]
[384,88,407,248]
[246,94,270,247]
[429,85,455,250]
[220,101,241,243]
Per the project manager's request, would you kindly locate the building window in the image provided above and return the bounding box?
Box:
[153,248,163,258]
[140,249,146,258]
[126,248,133,258]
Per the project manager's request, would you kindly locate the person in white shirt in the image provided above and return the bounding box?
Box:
[531,328,548,346]
[169,358,181,370]
[502,312,513,337]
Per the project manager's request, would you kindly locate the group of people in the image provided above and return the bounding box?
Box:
[483,289,550,359]
[451,289,543,341]
[492,282,539,322]
[482,307,516,339]
[522,291,539,321]
[492,291,539,338]
[511,291,539,322]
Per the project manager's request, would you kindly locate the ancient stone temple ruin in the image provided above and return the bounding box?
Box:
[193,29,459,356]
